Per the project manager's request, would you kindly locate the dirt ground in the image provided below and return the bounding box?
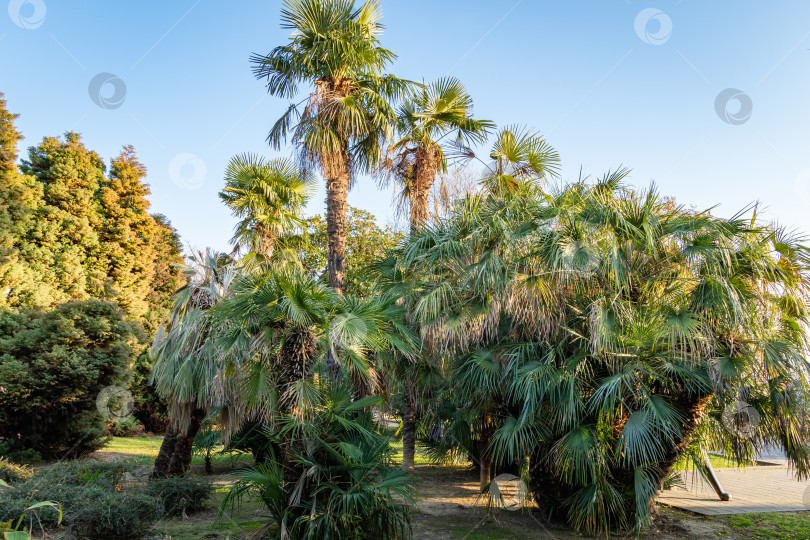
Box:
[86,445,808,539]
[147,461,738,540]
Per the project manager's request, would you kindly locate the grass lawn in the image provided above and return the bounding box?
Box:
[672,453,751,471]
[660,507,810,539]
[97,436,253,468]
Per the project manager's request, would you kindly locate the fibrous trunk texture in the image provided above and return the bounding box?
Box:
[402,389,416,471]
[409,147,435,231]
[478,414,493,491]
[325,148,350,296]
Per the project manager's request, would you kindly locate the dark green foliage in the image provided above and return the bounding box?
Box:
[0,445,40,465]
[0,100,185,446]
[145,475,213,516]
[131,350,170,433]
[0,301,136,458]
[0,458,32,483]
[106,415,142,437]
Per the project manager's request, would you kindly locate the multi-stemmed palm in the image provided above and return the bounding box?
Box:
[391,159,810,533]
[251,0,408,295]
[219,154,315,258]
[377,126,557,471]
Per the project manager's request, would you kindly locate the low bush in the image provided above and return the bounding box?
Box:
[145,475,213,516]
[69,489,162,539]
[0,442,41,465]
[0,460,165,539]
[106,414,143,437]
[0,458,33,483]
[27,460,128,491]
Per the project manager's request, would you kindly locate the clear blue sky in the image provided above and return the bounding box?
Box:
[2,1,809,251]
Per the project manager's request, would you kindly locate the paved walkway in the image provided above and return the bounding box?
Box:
[658,464,810,515]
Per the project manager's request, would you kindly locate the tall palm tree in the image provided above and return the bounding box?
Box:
[377,126,557,471]
[377,77,494,228]
[376,77,492,470]
[251,0,408,295]
[219,154,315,258]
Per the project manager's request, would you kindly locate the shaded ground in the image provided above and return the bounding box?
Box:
[85,437,810,539]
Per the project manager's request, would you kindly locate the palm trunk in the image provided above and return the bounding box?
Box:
[409,149,434,231]
[151,407,206,478]
[325,149,349,380]
[654,393,714,485]
[325,149,350,295]
[260,229,275,259]
[478,415,493,491]
[402,388,416,471]
[400,153,436,472]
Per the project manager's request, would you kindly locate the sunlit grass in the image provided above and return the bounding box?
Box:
[673,453,754,471]
[97,437,252,467]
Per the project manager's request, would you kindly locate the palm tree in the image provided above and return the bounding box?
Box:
[378,126,557,471]
[251,0,408,295]
[377,77,494,229]
[394,169,810,534]
[219,154,315,258]
[150,249,236,477]
[218,384,418,539]
[376,77,492,470]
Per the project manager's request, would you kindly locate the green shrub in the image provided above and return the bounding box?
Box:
[0,443,41,465]
[0,460,162,539]
[28,460,127,491]
[0,458,33,483]
[220,386,418,539]
[145,475,213,516]
[107,414,142,437]
[69,489,162,539]
[0,301,138,459]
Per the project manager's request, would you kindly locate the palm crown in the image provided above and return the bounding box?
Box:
[219,153,315,258]
[252,0,409,294]
[378,77,494,229]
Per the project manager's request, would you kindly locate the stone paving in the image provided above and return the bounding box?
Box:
[657,463,810,515]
